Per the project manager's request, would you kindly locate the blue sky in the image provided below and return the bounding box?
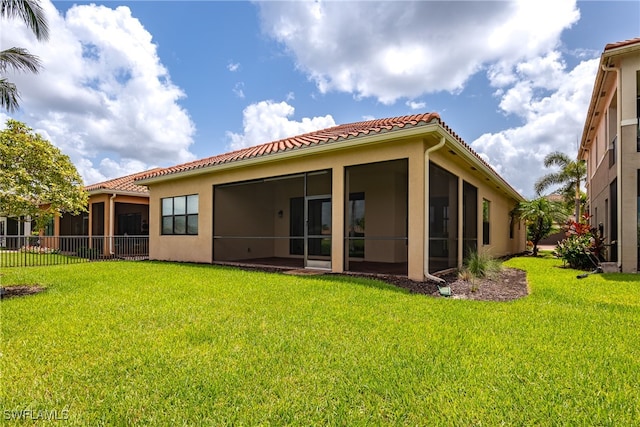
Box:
[2,1,639,196]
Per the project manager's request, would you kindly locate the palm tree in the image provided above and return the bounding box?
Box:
[514,197,567,256]
[0,0,49,112]
[534,151,586,221]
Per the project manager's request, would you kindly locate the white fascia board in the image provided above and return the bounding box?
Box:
[88,189,150,198]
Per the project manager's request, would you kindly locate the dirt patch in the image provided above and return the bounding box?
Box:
[1,285,46,300]
[336,268,528,301]
[437,268,529,301]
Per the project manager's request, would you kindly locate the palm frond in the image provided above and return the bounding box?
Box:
[534,172,564,195]
[543,151,572,168]
[1,0,49,41]
[0,47,42,73]
[0,78,20,112]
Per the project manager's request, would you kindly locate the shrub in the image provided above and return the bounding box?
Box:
[461,250,502,280]
[555,214,605,270]
[19,245,59,254]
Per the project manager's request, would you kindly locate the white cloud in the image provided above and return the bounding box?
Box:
[3,1,196,184]
[233,82,245,98]
[258,0,580,104]
[226,100,336,150]
[472,57,600,197]
[406,100,426,110]
[256,1,600,197]
[227,62,240,72]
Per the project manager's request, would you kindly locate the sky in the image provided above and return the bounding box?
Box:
[1,0,639,197]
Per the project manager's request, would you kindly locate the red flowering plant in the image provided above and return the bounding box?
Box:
[556,214,606,270]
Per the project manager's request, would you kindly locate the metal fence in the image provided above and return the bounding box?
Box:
[0,235,149,267]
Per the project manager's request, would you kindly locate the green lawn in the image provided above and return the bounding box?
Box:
[1,257,639,425]
[0,251,88,268]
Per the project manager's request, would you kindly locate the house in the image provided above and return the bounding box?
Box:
[47,169,153,256]
[0,215,33,249]
[579,37,640,273]
[136,113,526,281]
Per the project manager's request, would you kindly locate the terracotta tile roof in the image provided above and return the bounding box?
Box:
[136,112,521,199]
[604,37,640,51]
[85,168,161,195]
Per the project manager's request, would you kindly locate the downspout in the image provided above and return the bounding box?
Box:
[109,193,116,255]
[424,136,447,284]
[601,62,621,268]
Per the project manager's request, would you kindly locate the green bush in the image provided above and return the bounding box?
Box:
[555,216,605,270]
[462,250,502,279]
[555,235,598,270]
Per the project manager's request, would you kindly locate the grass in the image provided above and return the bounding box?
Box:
[1,257,639,425]
[0,251,88,268]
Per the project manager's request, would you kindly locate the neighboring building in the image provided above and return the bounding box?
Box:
[48,169,154,256]
[0,216,32,249]
[579,37,640,273]
[137,113,525,281]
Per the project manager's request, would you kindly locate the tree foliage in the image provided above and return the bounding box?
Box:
[1,0,49,112]
[534,151,586,221]
[514,197,567,256]
[0,119,87,229]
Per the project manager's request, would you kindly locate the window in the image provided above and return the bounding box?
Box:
[162,194,198,235]
[609,135,616,168]
[482,199,490,245]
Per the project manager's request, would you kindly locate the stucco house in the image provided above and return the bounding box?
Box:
[0,215,32,249]
[137,113,525,281]
[46,169,153,256]
[579,37,640,273]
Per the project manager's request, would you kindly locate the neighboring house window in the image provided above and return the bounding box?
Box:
[44,217,54,236]
[482,199,490,245]
[609,135,616,168]
[162,194,198,235]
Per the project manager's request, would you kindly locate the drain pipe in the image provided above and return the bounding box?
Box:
[109,193,116,255]
[424,136,447,284]
[601,62,621,269]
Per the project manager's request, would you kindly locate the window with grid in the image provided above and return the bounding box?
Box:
[161,194,198,235]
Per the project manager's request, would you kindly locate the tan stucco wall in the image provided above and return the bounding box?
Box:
[618,54,640,272]
[147,131,524,279]
[583,50,640,272]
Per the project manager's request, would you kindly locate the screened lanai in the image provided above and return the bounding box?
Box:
[213,169,332,269]
[344,159,408,275]
[213,159,410,275]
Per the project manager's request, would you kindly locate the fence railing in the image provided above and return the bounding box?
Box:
[0,235,149,267]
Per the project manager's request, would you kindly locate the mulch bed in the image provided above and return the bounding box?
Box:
[336,267,528,301]
[0,285,46,300]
